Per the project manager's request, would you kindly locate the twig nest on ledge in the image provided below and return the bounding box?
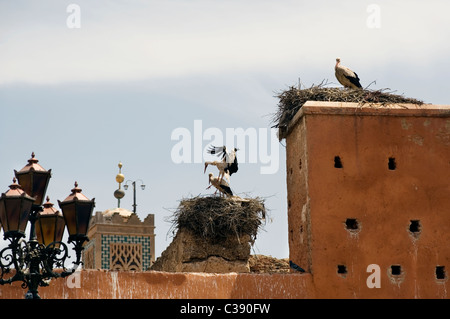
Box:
[273,82,424,139]
[169,195,266,242]
[152,196,267,273]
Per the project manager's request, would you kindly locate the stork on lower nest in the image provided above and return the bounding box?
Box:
[204,160,230,183]
[207,172,233,197]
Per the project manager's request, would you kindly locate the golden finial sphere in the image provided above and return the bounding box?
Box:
[116,173,125,183]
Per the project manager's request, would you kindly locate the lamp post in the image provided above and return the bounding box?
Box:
[123,179,145,214]
[0,153,95,299]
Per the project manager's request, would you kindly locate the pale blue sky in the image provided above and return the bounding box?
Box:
[1,0,450,260]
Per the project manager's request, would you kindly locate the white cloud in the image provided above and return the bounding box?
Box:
[1,1,450,85]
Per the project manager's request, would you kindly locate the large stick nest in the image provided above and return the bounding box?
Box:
[273,81,424,140]
[169,196,266,242]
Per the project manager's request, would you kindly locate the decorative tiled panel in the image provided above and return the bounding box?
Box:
[110,243,142,271]
[101,235,152,270]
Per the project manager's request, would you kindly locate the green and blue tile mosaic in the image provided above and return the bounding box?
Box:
[101,234,152,270]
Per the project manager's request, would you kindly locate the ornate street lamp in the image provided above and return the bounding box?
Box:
[14,152,51,207]
[0,153,95,299]
[58,182,95,245]
[0,178,35,239]
[35,197,65,248]
[123,179,145,213]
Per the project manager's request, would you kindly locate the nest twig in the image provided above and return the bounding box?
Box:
[168,195,266,241]
[272,81,424,139]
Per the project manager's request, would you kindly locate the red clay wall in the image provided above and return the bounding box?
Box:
[286,102,450,298]
[0,270,314,299]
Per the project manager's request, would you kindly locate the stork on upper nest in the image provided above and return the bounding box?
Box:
[205,145,239,182]
[207,172,233,197]
[335,58,362,89]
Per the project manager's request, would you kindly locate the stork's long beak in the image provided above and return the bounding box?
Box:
[204,163,208,173]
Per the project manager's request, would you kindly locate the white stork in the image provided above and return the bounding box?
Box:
[207,172,233,197]
[206,145,238,180]
[335,58,362,89]
[204,160,230,182]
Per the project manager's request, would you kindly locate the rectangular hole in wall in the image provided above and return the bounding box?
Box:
[388,157,396,170]
[334,156,343,168]
[345,218,359,230]
[436,266,446,280]
[391,265,401,275]
[337,265,347,275]
[409,220,421,233]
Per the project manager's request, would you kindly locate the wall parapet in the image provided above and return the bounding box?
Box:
[284,101,450,140]
[0,270,313,299]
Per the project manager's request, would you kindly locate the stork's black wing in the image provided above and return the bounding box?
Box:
[220,185,233,196]
[225,156,238,175]
[208,145,239,175]
[345,72,362,88]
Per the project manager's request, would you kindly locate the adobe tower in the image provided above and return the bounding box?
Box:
[283,101,450,298]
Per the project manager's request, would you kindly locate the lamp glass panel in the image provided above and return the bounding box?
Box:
[32,173,50,205]
[36,216,56,246]
[5,198,22,232]
[61,204,77,237]
[18,200,32,233]
[54,216,65,244]
[16,175,32,198]
[0,197,32,234]
[76,203,93,236]
[0,199,9,232]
